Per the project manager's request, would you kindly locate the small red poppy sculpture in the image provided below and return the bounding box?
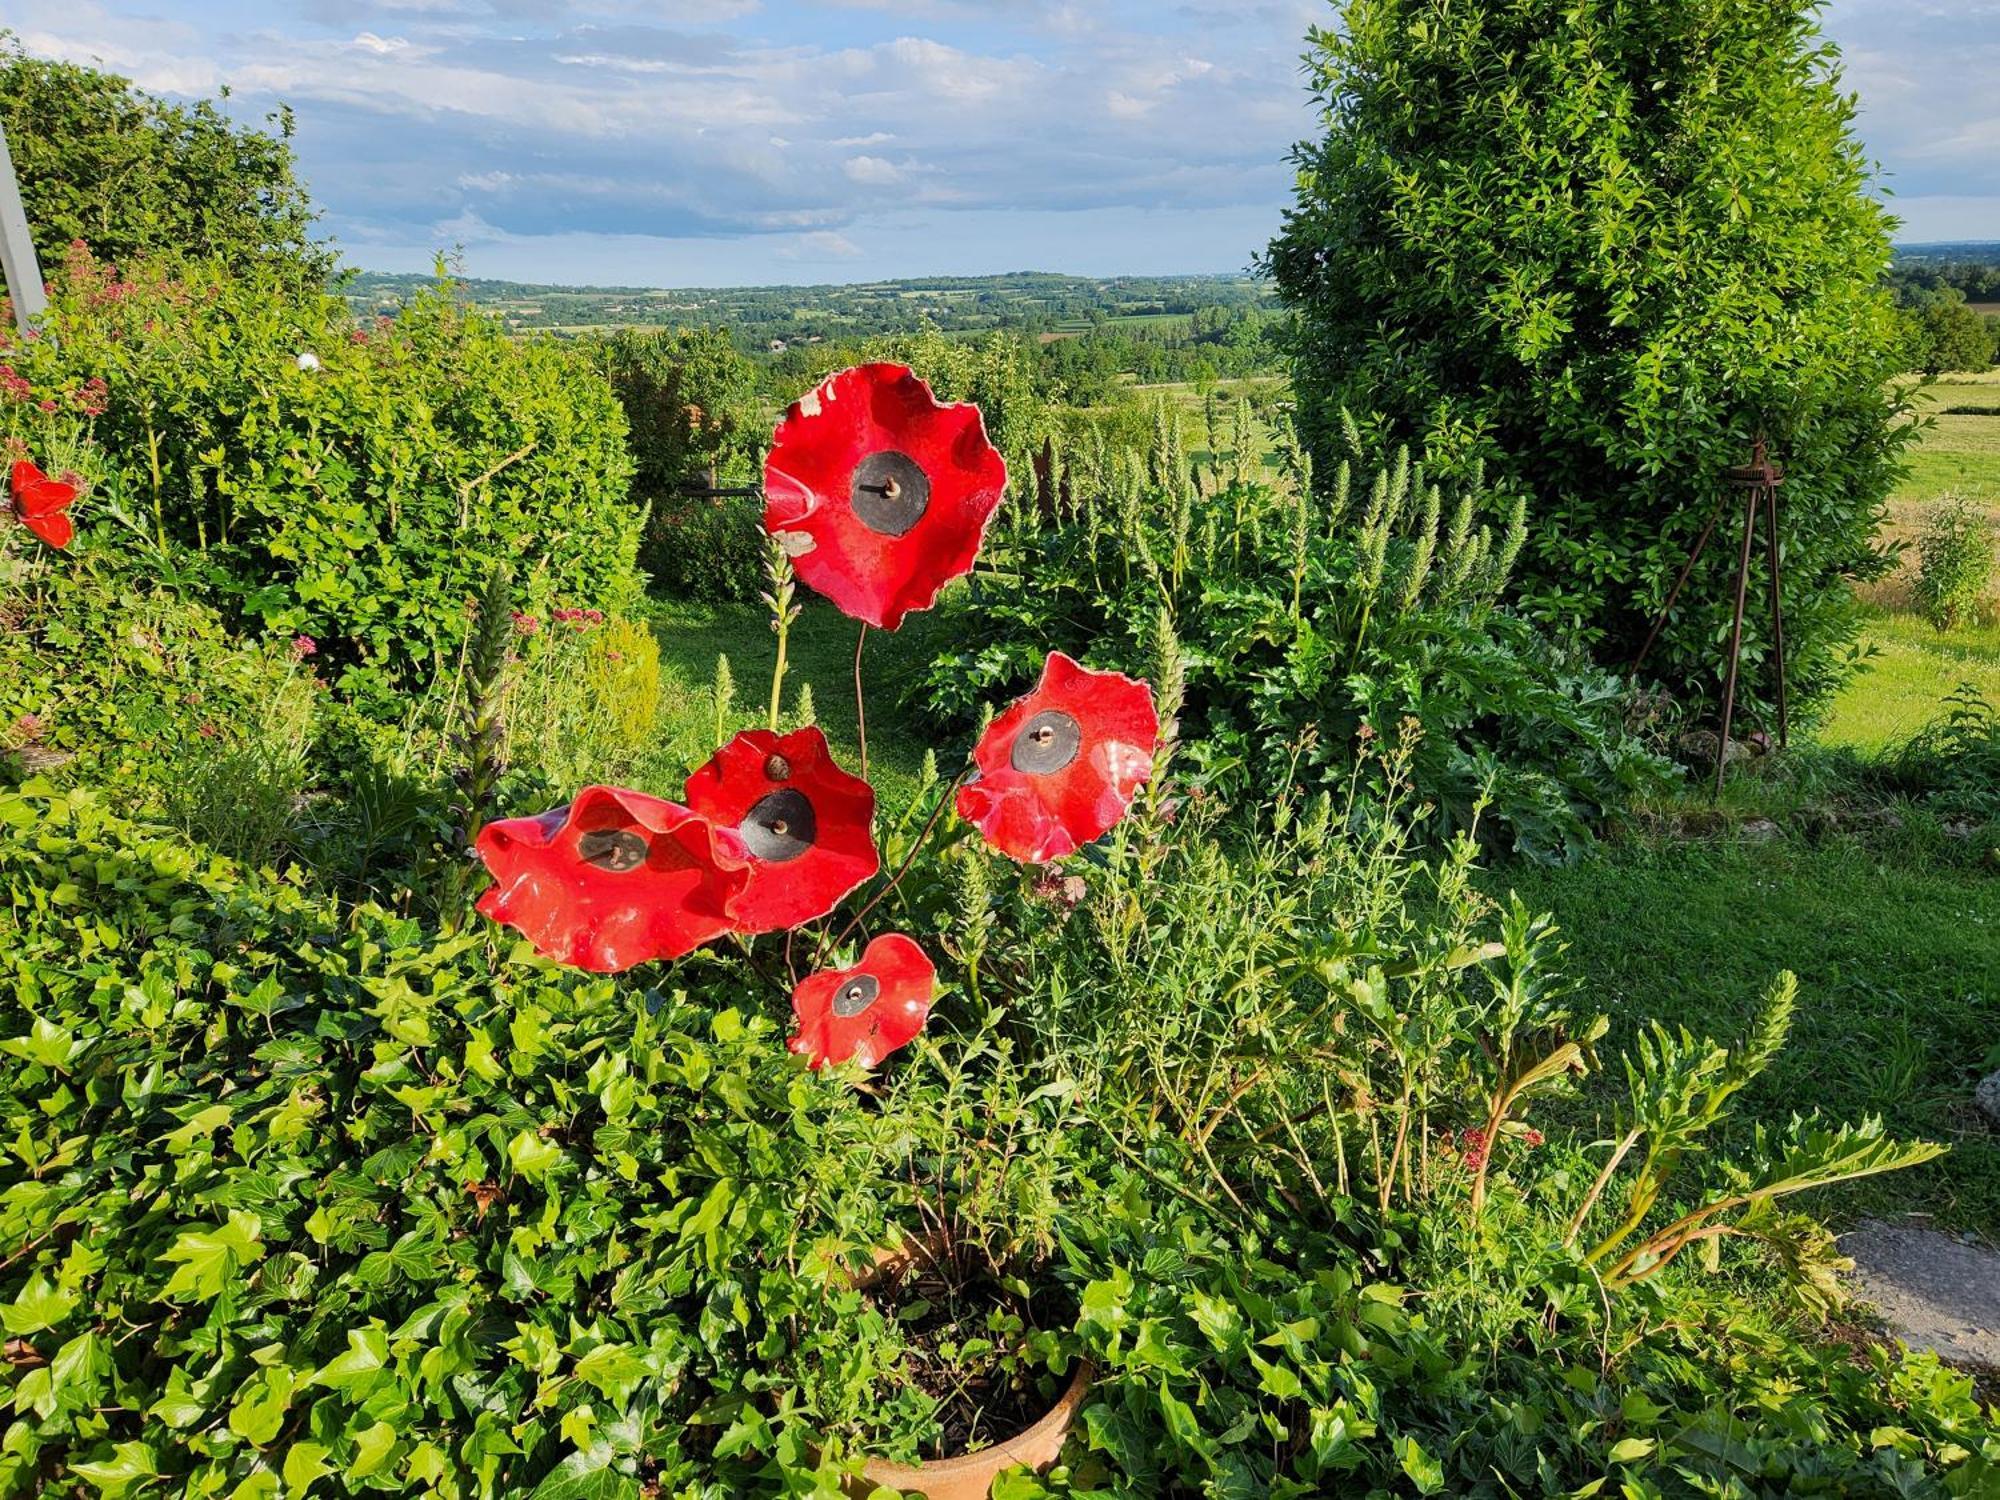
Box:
[475,787,750,973]
[8,461,78,550]
[958,652,1160,864]
[684,726,880,933]
[763,363,1007,631]
[788,934,936,1070]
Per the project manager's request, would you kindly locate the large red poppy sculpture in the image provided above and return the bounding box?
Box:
[684,726,879,933]
[8,461,78,550]
[474,787,750,973]
[957,652,1160,864]
[763,363,1008,631]
[788,934,936,1070]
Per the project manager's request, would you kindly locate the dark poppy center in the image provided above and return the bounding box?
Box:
[1010,710,1083,775]
[850,451,931,537]
[832,973,880,1018]
[578,828,649,872]
[740,788,817,862]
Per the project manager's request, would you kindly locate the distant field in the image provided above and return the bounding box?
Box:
[1860,373,2000,610]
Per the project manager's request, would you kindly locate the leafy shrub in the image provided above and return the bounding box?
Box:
[596,329,768,604]
[0,570,317,817]
[0,783,1001,1495]
[500,612,664,794]
[924,409,1673,858]
[2,245,639,714]
[1270,0,1915,721]
[642,492,767,605]
[0,751,1982,1496]
[1871,684,2000,828]
[1913,495,1998,633]
[0,37,331,290]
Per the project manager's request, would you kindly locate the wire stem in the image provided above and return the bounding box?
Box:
[854,623,870,783]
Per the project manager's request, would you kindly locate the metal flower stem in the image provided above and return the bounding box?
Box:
[829,766,974,955]
[854,623,870,784]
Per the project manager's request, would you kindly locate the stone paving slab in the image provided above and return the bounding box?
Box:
[1842,1220,2000,1370]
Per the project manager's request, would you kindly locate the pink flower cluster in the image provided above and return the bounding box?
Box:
[290,634,318,660]
[551,607,606,631]
[511,611,541,637]
[0,364,33,404]
[72,376,109,417]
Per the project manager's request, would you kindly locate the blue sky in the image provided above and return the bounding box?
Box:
[10,1,1998,287]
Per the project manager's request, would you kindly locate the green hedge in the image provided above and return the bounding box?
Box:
[2,246,638,713]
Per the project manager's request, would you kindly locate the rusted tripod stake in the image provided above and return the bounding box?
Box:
[1632,437,1790,800]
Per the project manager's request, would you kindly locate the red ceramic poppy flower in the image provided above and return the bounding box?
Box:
[956,652,1160,864]
[474,786,750,973]
[788,933,936,1070]
[684,726,878,933]
[8,461,78,550]
[763,363,1008,631]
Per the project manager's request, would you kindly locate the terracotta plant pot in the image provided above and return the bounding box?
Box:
[844,1362,1092,1500]
[833,1232,1093,1500]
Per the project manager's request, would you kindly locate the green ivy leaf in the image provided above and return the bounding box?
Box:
[1,1273,76,1336]
[160,1210,266,1302]
[69,1441,158,1497]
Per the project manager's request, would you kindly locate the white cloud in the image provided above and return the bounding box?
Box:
[780,230,864,260]
[843,155,904,185]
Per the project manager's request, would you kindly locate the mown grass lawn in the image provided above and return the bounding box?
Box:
[1489,832,2000,1239]
[1821,609,2000,749]
[648,595,947,816]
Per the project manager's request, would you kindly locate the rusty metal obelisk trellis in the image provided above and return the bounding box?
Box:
[1632,435,1790,800]
[0,119,47,336]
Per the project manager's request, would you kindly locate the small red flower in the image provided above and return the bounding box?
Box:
[8,460,78,549]
[684,726,878,932]
[763,364,1008,631]
[290,634,318,659]
[511,611,540,636]
[956,652,1159,864]
[788,933,936,1070]
[474,787,751,973]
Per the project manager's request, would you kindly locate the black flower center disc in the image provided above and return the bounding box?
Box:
[850,451,931,537]
[1011,710,1083,775]
[832,973,880,1018]
[740,788,817,862]
[578,828,649,872]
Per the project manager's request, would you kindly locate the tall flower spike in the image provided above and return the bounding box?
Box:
[957,652,1159,864]
[788,934,936,1071]
[8,461,78,550]
[474,787,750,973]
[763,363,1008,631]
[684,726,879,932]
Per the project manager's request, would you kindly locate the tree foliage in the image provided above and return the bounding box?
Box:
[0,36,332,291]
[1269,0,1916,720]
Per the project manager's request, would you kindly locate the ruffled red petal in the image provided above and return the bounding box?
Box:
[787,933,936,1070]
[10,461,77,550]
[955,652,1159,864]
[474,787,750,973]
[684,725,879,932]
[764,364,1007,631]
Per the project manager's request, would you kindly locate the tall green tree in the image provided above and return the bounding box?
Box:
[1904,290,1998,375]
[0,35,331,292]
[1269,0,1915,716]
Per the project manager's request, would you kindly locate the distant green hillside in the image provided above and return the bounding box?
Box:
[340,269,1276,350]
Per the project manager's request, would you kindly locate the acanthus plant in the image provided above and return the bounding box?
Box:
[474,363,1160,1071]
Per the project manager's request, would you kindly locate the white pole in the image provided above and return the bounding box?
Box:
[0,118,48,334]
